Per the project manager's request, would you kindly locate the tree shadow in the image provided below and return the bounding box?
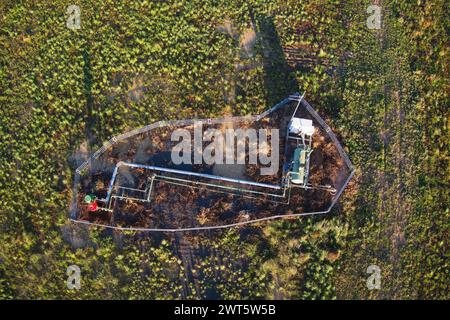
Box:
[82,45,99,149]
[250,11,298,106]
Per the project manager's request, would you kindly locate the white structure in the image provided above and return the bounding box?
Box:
[289,118,315,136]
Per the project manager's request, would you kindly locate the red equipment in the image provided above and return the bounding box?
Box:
[88,200,98,212]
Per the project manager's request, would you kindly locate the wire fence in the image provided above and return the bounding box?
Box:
[71,93,355,231]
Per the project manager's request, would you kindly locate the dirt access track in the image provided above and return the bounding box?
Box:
[70,93,354,231]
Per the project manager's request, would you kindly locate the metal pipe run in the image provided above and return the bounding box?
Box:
[152,176,291,205]
[118,162,283,190]
[103,161,285,208]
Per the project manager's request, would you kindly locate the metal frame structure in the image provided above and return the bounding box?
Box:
[70,93,355,231]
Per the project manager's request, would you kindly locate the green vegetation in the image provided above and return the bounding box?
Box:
[0,0,447,299]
